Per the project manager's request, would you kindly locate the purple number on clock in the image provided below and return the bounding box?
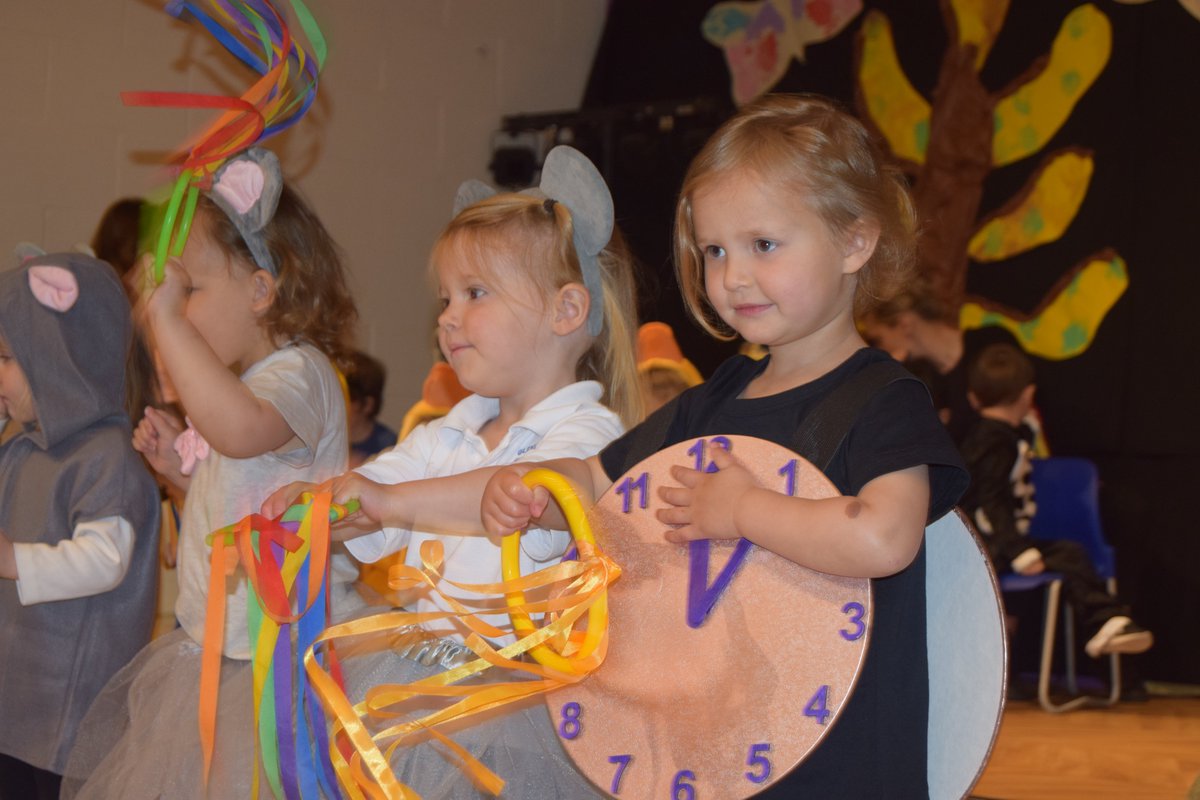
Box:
[778,459,798,496]
[840,601,866,641]
[673,770,697,800]
[615,471,649,514]
[745,742,772,784]
[559,701,582,739]
[687,436,731,472]
[607,754,631,794]
[804,685,832,725]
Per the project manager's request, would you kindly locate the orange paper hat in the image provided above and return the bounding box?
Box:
[637,322,703,386]
[399,361,470,439]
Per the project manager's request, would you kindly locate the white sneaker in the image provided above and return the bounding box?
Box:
[1085,615,1154,658]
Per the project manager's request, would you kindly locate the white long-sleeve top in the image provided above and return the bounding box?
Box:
[347,381,623,645]
[13,516,135,605]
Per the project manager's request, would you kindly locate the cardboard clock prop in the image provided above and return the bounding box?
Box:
[547,435,872,798]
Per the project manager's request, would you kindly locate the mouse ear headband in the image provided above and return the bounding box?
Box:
[207,147,284,275]
[452,145,614,336]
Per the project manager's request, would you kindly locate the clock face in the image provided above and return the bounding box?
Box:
[548,436,872,798]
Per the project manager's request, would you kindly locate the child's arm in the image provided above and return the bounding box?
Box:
[481,456,611,536]
[0,519,135,603]
[265,454,609,542]
[145,258,294,458]
[966,441,1039,571]
[657,446,930,579]
[0,529,14,579]
[264,457,605,541]
[262,470,501,540]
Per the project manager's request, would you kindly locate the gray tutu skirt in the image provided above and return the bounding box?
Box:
[61,623,603,799]
[61,629,262,799]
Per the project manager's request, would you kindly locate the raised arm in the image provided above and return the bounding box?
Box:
[145,258,293,458]
[657,446,930,579]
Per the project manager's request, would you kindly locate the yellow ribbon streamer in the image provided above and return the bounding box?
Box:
[304,468,620,798]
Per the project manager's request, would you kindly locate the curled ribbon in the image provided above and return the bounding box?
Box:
[303,469,621,799]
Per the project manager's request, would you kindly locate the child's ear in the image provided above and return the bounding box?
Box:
[551,282,590,335]
[250,269,277,315]
[967,390,982,411]
[842,219,881,275]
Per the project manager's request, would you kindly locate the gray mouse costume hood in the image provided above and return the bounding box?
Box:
[0,251,131,449]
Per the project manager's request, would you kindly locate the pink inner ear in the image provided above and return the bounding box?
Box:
[213,160,265,215]
[28,265,79,312]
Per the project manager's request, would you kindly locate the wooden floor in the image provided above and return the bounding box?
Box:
[971,696,1200,799]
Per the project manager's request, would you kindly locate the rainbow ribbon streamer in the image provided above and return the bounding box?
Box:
[124,0,327,283]
[203,493,357,800]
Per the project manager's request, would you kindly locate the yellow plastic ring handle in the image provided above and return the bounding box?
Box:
[501,468,608,674]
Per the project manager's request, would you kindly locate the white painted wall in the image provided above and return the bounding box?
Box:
[0,0,608,430]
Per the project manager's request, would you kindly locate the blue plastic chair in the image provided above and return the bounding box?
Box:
[999,456,1122,712]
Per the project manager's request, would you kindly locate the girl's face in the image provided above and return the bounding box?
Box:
[691,169,871,359]
[178,217,273,369]
[0,338,35,426]
[434,240,559,405]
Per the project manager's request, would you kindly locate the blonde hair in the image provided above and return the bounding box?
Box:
[196,186,358,371]
[674,93,917,339]
[432,194,642,427]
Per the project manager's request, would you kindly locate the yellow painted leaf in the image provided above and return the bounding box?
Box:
[948,0,1011,68]
[969,150,1094,261]
[960,251,1128,359]
[992,4,1111,167]
[856,10,931,165]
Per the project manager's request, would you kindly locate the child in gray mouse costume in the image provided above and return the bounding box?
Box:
[0,251,160,800]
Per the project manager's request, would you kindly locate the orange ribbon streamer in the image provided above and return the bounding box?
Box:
[304,472,621,799]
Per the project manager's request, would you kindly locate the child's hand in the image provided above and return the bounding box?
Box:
[328,472,393,528]
[482,465,550,536]
[261,480,324,519]
[133,406,186,481]
[261,476,382,540]
[657,446,757,543]
[142,256,190,328]
[1011,547,1046,576]
[0,527,16,580]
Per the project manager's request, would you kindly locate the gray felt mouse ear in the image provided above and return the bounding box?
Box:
[534,146,613,336]
[452,179,498,217]
[207,147,283,275]
[536,146,614,260]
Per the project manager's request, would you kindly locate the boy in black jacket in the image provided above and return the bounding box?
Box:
[959,343,1152,658]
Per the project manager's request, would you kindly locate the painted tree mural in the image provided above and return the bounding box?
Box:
[857,0,1125,359]
[705,0,1135,360]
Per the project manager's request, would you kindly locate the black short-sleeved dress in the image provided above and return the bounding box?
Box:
[600,348,969,798]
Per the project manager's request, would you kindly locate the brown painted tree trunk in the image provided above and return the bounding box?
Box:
[910,40,993,322]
